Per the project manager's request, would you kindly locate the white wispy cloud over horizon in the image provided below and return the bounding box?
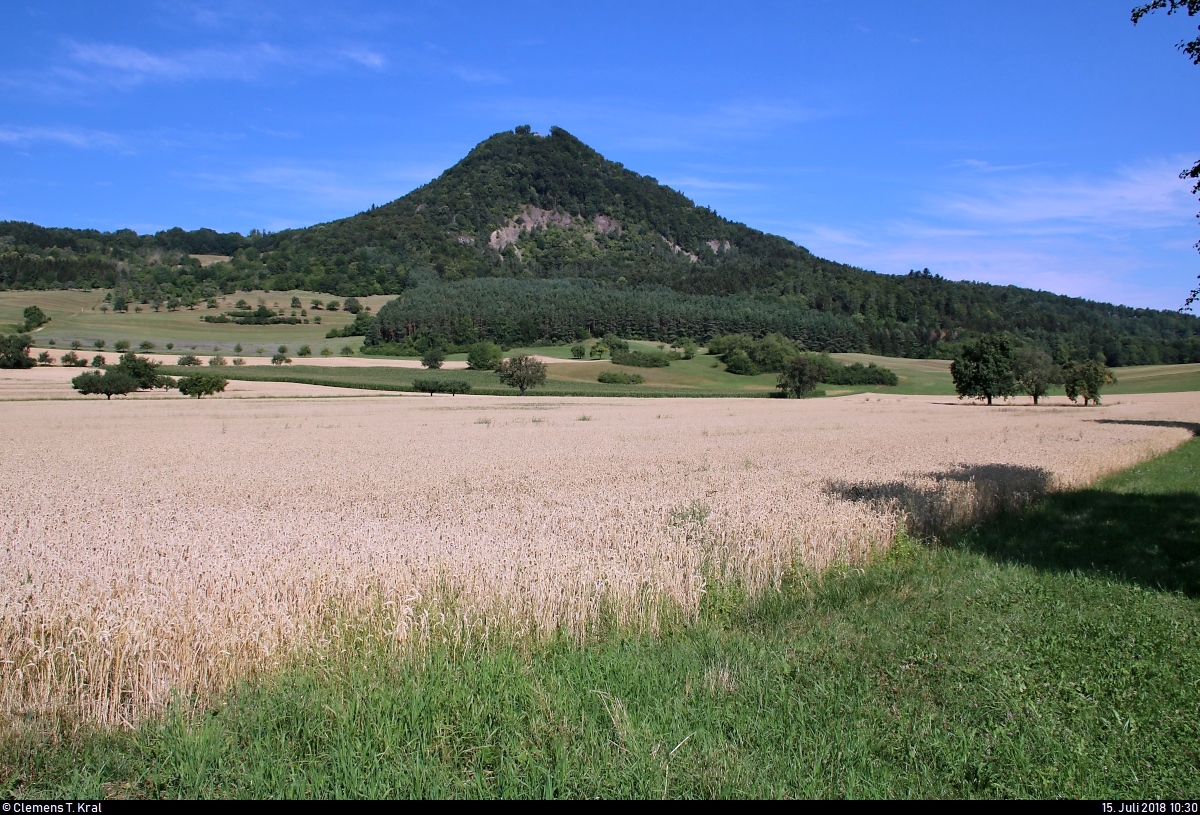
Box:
[784,158,1199,310]
[936,159,1195,231]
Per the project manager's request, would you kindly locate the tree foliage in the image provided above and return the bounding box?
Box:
[110,352,174,390]
[951,335,1018,406]
[597,371,644,384]
[1133,1,1200,64]
[1063,359,1116,406]
[776,355,824,398]
[610,349,671,368]
[176,374,228,398]
[1013,347,1061,405]
[0,333,34,369]
[72,369,139,399]
[466,341,503,370]
[421,346,445,369]
[496,354,547,395]
[411,377,471,395]
[22,305,49,332]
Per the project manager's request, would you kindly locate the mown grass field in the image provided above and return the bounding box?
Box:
[0,289,390,354]
[5,432,1197,799]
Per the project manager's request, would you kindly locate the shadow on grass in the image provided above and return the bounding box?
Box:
[957,488,1200,597]
[832,446,1200,597]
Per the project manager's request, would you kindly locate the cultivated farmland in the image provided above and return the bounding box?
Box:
[1,392,1196,734]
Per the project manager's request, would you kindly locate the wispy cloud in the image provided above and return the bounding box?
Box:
[784,159,1199,309]
[341,48,386,70]
[951,158,1049,174]
[4,39,389,95]
[937,159,1194,231]
[0,125,122,149]
[64,41,291,86]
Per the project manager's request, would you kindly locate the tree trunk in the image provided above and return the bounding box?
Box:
[987,395,992,406]
[1033,394,1039,405]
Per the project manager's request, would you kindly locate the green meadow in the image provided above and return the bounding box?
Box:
[0,289,389,355]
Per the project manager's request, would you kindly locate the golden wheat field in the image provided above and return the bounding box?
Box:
[2,391,1197,732]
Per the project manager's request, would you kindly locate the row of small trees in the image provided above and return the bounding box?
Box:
[952,335,1115,406]
[70,353,227,399]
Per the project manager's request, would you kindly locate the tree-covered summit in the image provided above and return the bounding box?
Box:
[2,126,1199,364]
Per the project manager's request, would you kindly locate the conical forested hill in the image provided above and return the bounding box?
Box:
[251,125,829,296]
[2,126,1199,363]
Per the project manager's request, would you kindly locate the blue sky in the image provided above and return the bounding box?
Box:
[1,1,1197,310]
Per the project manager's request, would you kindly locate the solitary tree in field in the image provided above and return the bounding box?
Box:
[496,354,547,395]
[421,346,446,369]
[177,374,228,398]
[951,335,1017,405]
[0,334,35,369]
[1013,347,1061,405]
[1063,359,1116,406]
[776,355,823,398]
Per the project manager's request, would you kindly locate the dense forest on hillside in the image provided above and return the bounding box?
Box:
[3,126,1198,364]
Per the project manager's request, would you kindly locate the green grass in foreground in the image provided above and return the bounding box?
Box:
[6,438,1199,798]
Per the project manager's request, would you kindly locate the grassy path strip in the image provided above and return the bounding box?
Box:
[6,439,1199,798]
